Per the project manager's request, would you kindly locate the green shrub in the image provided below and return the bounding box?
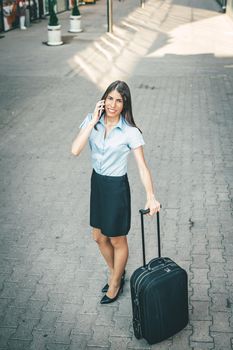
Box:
[72,0,80,16]
[49,0,59,26]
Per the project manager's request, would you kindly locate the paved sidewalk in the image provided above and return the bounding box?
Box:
[0,0,233,349]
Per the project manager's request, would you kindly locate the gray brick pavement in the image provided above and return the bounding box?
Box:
[0,0,233,349]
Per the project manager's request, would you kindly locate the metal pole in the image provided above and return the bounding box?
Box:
[107,0,113,33]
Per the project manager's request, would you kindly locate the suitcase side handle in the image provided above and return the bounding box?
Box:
[139,207,161,267]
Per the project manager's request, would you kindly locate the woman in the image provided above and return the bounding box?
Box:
[71,81,160,304]
[16,0,27,30]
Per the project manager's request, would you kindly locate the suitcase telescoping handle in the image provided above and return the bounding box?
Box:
[139,207,161,267]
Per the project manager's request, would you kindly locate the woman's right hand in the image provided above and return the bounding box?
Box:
[92,100,105,124]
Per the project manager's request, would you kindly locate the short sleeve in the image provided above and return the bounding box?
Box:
[128,127,145,149]
[79,113,93,129]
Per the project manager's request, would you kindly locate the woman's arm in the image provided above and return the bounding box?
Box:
[133,146,160,216]
[71,100,105,156]
[71,120,95,156]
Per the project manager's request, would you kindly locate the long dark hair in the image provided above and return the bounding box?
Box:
[96,80,142,132]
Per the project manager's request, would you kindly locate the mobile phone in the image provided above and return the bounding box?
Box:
[99,101,105,117]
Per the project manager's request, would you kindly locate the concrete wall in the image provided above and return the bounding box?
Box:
[227,0,233,18]
[216,0,233,19]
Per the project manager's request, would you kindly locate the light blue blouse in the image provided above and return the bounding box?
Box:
[80,113,145,176]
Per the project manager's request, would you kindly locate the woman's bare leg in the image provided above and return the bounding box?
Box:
[92,228,114,280]
[106,236,128,299]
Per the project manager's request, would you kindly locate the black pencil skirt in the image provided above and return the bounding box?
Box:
[90,169,131,237]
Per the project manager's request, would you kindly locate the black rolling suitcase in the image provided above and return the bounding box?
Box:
[130,209,189,345]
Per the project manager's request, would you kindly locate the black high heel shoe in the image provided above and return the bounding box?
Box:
[100,279,124,304]
[101,270,126,293]
[101,283,109,294]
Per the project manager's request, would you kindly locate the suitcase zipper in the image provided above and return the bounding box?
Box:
[134,268,148,295]
[133,267,165,339]
[136,264,171,295]
[135,261,174,296]
[134,263,177,316]
[132,260,179,339]
[134,264,180,340]
[133,258,168,296]
[132,268,148,339]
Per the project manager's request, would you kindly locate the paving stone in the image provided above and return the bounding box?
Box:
[208,237,224,249]
[192,255,208,269]
[210,294,232,312]
[192,245,209,255]
[191,269,210,286]
[74,269,100,285]
[211,332,233,350]
[0,298,11,320]
[95,307,115,327]
[49,322,74,345]
[63,289,85,306]
[26,262,47,279]
[223,242,233,256]
[2,307,26,328]
[39,271,59,286]
[56,303,78,323]
[10,289,35,308]
[70,334,90,350]
[0,275,7,292]
[0,282,19,299]
[78,294,101,314]
[109,336,131,350]
[117,297,132,317]
[10,318,38,341]
[46,344,70,350]
[207,249,226,263]
[34,311,61,331]
[209,263,227,278]
[5,267,29,284]
[21,300,44,320]
[29,330,50,350]
[86,347,109,350]
[110,316,132,337]
[127,336,152,349]
[169,329,192,350]
[190,321,213,343]
[0,327,17,348]
[190,342,214,350]
[190,301,212,321]
[6,339,32,350]
[87,325,110,348]
[72,314,97,335]
[85,278,108,297]
[42,293,65,312]
[209,278,228,294]
[176,248,192,261]
[210,312,232,333]
[30,284,49,302]
[18,275,42,290]
[224,256,233,271]
[226,271,233,285]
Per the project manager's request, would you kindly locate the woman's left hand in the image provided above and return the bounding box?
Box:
[145,197,160,216]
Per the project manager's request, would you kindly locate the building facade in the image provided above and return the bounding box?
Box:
[0,0,69,32]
